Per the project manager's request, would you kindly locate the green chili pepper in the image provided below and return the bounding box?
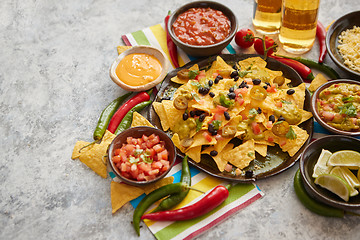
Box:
[133,182,189,236]
[114,101,152,135]
[152,155,191,213]
[275,55,340,80]
[93,92,132,140]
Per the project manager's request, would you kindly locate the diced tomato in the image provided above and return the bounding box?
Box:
[114,148,121,156]
[195,70,206,80]
[321,111,335,121]
[275,102,282,108]
[279,138,287,147]
[124,144,135,155]
[251,122,262,135]
[244,78,253,85]
[152,161,163,169]
[266,85,277,93]
[322,104,333,111]
[203,131,213,142]
[224,164,233,172]
[148,169,159,176]
[112,155,121,164]
[267,136,274,142]
[236,97,245,105]
[212,72,219,78]
[211,105,228,114]
[215,134,223,141]
[241,113,248,120]
[137,173,145,181]
[126,137,133,144]
[142,134,149,142]
[146,148,156,158]
[266,121,273,129]
[153,144,164,153]
[323,90,331,95]
[157,149,168,161]
[130,164,138,172]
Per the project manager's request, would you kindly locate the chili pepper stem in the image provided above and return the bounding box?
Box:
[187,187,205,194]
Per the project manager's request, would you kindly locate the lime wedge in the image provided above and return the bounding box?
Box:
[330,166,359,197]
[312,149,333,178]
[328,150,360,167]
[314,174,351,202]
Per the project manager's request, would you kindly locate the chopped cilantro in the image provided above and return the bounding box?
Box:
[286,126,297,140]
[239,70,251,78]
[195,118,203,132]
[212,120,222,130]
[247,152,254,157]
[342,96,354,102]
[190,81,202,89]
[129,156,139,164]
[134,148,144,156]
[140,154,153,164]
[338,103,357,117]
[220,94,234,108]
[189,70,199,79]
[273,120,283,126]
[281,100,292,104]
[191,92,200,102]
[249,108,258,116]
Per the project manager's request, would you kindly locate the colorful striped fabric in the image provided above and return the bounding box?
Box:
[116,23,265,240]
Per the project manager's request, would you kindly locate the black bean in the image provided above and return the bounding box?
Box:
[233,75,239,82]
[214,75,223,84]
[228,92,236,99]
[209,92,215,98]
[208,124,217,135]
[190,111,195,117]
[239,81,247,88]
[233,64,239,70]
[210,150,218,156]
[265,82,271,86]
[182,112,189,121]
[203,87,210,95]
[198,87,205,94]
[287,89,295,95]
[269,115,275,123]
[229,87,234,92]
[230,71,238,78]
[194,110,204,116]
[257,107,262,114]
[245,170,253,178]
[208,80,213,87]
[263,85,268,90]
[252,78,261,85]
[224,111,231,120]
[199,113,206,122]
[278,116,285,121]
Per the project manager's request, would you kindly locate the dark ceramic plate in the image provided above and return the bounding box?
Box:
[300,136,360,212]
[108,126,176,186]
[311,79,360,136]
[149,54,313,182]
[326,11,360,79]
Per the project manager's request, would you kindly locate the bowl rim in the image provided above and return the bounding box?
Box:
[107,126,177,186]
[325,10,360,78]
[311,79,360,136]
[299,135,360,209]
[167,0,238,49]
[109,45,169,92]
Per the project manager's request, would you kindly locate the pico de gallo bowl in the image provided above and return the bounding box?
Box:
[311,79,360,136]
[108,126,176,186]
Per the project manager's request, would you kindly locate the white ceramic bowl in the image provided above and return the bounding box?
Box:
[110,45,169,91]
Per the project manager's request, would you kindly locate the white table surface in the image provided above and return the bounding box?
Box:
[1,0,359,239]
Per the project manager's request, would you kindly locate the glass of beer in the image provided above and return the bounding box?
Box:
[279,0,320,54]
[252,0,282,34]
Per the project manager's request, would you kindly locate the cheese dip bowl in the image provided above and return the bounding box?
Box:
[110,45,169,91]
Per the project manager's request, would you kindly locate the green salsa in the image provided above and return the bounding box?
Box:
[317,83,360,131]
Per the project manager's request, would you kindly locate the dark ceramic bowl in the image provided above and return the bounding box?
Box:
[311,79,360,136]
[108,126,176,186]
[168,1,238,57]
[326,11,360,79]
[300,135,360,213]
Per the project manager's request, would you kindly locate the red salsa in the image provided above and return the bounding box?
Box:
[172,7,231,46]
[112,134,170,181]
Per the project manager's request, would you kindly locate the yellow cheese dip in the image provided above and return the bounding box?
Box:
[116,53,162,86]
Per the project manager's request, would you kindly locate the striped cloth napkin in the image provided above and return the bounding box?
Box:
[115,23,264,240]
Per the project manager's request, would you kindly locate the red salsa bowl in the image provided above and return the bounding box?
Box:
[108,126,176,186]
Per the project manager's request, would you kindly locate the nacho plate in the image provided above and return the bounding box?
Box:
[149,54,313,182]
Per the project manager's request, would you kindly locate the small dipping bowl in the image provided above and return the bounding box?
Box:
[311,79,360,136]
[168,1,238,57]
[110,45,169,91]
[300,135,360,213]
[108,126,176,186]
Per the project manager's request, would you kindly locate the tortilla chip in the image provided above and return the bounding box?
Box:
[171,64,199,84]
[203,143,234,172]
[223,139,256,169]
[78,144,108,178]
[72,140,91,159]
[308,73,328,92]
[141,176,175,195]
[111,181,144,214]
[279,126,309,157]
[255,143,268,157]
[171,133,187,154]
[279,83,306,109]
[186,146,202,163]
[131,112,154,128]
[117,46,132,55]
[190,130,217,148]
[206,56,233,78]
[299,109,313,124]
[153,102,170,131]
[238,57,267,70]
[101,130,116,146]
[162,100,185,130]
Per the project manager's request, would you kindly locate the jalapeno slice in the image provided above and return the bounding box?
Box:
[221,125,237,138]
[181,137,194,148]
[273,76,285,86]
[177,69,190,80]
[173,96,188,110]
[250,86,267,101]
[272,121,290,137]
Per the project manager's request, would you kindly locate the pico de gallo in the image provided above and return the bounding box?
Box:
[112,134,170,181]
[317,83,360,132]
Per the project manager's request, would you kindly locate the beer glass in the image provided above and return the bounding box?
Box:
[252,0,282,34]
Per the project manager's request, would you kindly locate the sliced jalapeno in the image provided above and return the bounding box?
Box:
[222,125,237,138]
[250,85,267,101]
[173,96,188,110]
[272,121,290,137]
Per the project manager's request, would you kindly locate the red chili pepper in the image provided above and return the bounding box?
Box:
[165,11,180,68]
[107,91,150,133]
[316,21,327,63]
[141,184,230,221]
[269,56,315,81]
